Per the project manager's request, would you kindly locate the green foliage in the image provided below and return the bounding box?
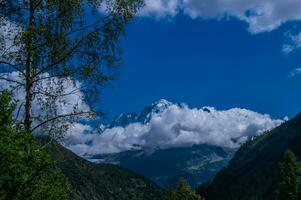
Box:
[163,179,205,200]
[276,150,301,200]
[0,91,72,200]
[0,90,15,127]
[197,113,301,200]
[52,143,164,200]
[0,0,143,136]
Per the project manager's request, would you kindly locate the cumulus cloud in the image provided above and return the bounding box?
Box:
[65,101,284,156]
[1,72,284,156]
[0,19,21,55]
[288,68,301,78]
[0,71,90,133]
[139,0,181,18]
[138,0,301,34]
[62,123,94,153]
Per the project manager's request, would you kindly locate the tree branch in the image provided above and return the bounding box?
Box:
[33,87,81,97]
[1,7,29,18]
[0,61,25,76]
[61,15,111,38]
[31,69,77,84]
[1,42,20,57]
[32,15,111,51]
[30,111,91,133]
[33,22,110,77]
[14,102,24,122]
[0,76,24,86]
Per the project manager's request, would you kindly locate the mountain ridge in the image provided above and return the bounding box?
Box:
[81,99,283,188]
[105,99,174,128]
[197,113,301,200]
[89,144,235,188]
[103,99,212,130]
[51,143,164,200]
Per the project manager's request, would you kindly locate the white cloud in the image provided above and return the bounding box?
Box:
[0,18,22,58]
[0,71,90,132]
[288,68,301,78]
[282,32,301,54]
[65,102,284,156]
[139,0,181,18]
[138,0,301,34]
[63,123,94,152]
[1,72,284,156]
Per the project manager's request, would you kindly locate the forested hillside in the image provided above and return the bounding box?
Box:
[52,144,164,200]
[198,113,301,200]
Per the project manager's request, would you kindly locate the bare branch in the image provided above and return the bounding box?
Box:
[9,83,23,93]
[0,60,25,76]
[14,102,24,122]
[1,43,19,57]
[1,7,29,18]
[33,0,43,10]
[33,23,110,77]
[30,111,91,133]
[0,76,24,86]
[33,87,81,97]
[62,15,111,37]
[31,70,77,84]
[32,15,111,51]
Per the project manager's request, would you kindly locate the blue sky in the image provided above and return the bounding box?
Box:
[62,1,301,155]
[2,0,301,155]
[100,1,301,121]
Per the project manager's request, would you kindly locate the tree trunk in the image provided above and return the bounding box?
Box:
[24,0,35,133]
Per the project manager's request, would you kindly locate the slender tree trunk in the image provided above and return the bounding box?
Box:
[24,0,34,133]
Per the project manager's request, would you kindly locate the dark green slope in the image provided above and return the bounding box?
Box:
[52,144,163,200]
[197,113,301,200]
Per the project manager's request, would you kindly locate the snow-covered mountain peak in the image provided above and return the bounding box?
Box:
[151,99,172,109]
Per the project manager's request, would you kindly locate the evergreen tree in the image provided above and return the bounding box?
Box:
[277,150,301,200]
[0,91,72,200]
[163,179,205,200]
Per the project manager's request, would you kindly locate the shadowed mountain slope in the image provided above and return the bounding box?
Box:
[51,144,163,200]
[197,113,301,200]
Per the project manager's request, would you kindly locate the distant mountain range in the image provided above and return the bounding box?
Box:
[56,98,297,199]
[107,99,181,127]
[105,99,214,129]
[197,113,301,200]
[88,99,237,187]
[89,144,235,188]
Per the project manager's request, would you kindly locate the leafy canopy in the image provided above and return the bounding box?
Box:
[277,150,301,200]
[0,91,72,200]
[163,179,205,200]
[0,0,143,137]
